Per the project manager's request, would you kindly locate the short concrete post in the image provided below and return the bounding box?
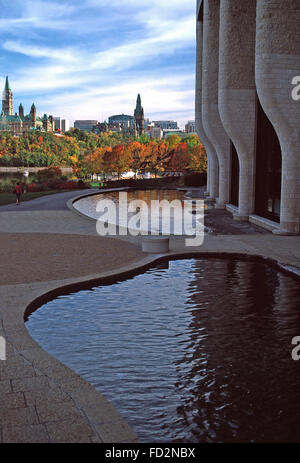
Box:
[142,237,170,254]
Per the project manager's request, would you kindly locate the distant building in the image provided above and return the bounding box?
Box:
[54,117,70,133]
[185,120,196,133]
[145,121,154,135]
[150,126,163,139]
[93,120,132,134]
[78,95,146,136]
[153,120,179,131]
[144,118,150,129]
[134,94,145,136]
[61,119,69,132]
[0,76,54,135]
[54,117,61,131]
[106,122,123,133]
[74,120,98,132]
[92,121,108,134]
[108,114,135,132]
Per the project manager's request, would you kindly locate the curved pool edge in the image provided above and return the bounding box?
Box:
[66,186,206,225]
[66,187,131,223]
[1,241,299,442]
[21,251,299,442]
[1,187,298,442]
[1,253,162,443]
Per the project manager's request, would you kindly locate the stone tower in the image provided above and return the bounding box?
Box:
[2,76,13,116]
[134,94,145,136]
[30,103,36,128]
[19,103,24,120]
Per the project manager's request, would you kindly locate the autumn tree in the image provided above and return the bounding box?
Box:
[182,134,200,152]
[165,134,181,149]
[166,142,190,174]
[155,140,171,175]
[142,141,158,176]
[83,147,106,174]
[125,141,145,177]
[102,145,132,178]
[189,143,207,173]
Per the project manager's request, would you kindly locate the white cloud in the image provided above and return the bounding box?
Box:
[3,41,79,63]
[0,0,196,127]
[3,11,195,93]
[91,16,195,71]
[0,0,94,33]
[24,0,76,18]
[37,75,195,128]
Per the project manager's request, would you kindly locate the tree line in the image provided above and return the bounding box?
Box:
[0,129,207,177]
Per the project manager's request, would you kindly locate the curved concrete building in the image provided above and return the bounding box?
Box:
[202,0,231,208]
[196,0,300,234]
[255,0,300,235]
[195,19,219,199]
[218,0,257,220]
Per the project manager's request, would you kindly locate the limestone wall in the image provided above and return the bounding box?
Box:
[195,19,219,199]
[196,0,300,234]
[202,0,231,208]
[218,0,257,219]
[256,0,300,234]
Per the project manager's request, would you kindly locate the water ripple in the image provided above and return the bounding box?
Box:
[26,258,300,443]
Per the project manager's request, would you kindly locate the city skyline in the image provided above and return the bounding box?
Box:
[0,0,196,129]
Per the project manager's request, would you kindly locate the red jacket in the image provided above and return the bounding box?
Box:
[14,185,22,195]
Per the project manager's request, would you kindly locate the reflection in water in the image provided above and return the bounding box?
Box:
[26,258,300,442]
[88,189,186,204]
[73,189,204,235]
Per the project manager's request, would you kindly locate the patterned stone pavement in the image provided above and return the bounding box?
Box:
[0,189,299,443]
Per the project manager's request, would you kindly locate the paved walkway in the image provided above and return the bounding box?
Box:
[0,188,97,212]
[0,189,299,443]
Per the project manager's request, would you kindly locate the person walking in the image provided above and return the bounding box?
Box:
[14,182,22,205]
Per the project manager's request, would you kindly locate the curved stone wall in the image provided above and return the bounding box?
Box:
[196,19,219,199]
[255,0,300,235]
[218,0,257,219]
[196,0,299,234]
[202,0,231,209]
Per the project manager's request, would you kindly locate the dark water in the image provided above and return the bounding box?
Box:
[26,258,300,443]
[0,172,34,180]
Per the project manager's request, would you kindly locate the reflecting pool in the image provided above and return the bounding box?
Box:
[73,189,205,235]
[26,258,300,442]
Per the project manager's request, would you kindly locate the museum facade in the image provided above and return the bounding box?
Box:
[196,0,300,235]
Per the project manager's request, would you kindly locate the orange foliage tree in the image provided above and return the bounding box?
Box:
[84,147,106,174]
[125,141,145,177]
[142,141,158,176]
[102,144,132,178]
[166,142,190,174]
[189,143,207,172]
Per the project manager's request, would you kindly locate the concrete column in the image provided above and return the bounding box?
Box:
[218,0,257,220]
[202,0,231,208]
[255,0,300,235]
[206,156,210,194]
[196,18,219,200]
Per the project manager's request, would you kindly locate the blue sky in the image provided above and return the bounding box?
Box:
[0,0,196,129]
